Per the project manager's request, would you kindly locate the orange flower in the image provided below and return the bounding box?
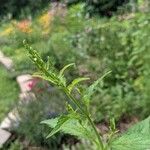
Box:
[17,20,32,33]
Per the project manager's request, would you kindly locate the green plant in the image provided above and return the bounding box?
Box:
[69,12,150,121]
[0,65,19,121]
[24,41,108,149]
[0,0,49,18]
[8,140,23,150]
[25,42,150,150]
[65,0,129,16]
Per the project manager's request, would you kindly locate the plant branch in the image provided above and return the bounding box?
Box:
[64,87,104,150]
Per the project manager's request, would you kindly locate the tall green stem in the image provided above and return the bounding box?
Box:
[64,88,104,150]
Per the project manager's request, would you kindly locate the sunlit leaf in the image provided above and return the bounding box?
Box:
[45,56,52,70]
[33,73,57,85]
[59,63,75,77]
[68,77,90,93]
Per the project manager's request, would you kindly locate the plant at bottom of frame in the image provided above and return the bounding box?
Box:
[24,41,150,150]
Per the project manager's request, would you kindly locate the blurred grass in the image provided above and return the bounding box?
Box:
[0,65,19,121]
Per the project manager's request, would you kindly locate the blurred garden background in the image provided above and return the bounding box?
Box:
[0,0,150,149]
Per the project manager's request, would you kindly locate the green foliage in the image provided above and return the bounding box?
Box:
[0,65,19,121]
[59,63,75,77]
[25,41,110,149]
[0,2,150,149]
[63,139,94,150]
[8,140,23,150]
[12,25,45,47]
[68,12,150,121]
[66,0,129,16]
[83,71,111,103]
[45,115,71,138]
[0,0,49,18]
[112,134,150,150]
[26,43,150,150]
[15,89,66,149]
[67,77,90,93]
[42,116,96,141]
[128,116,150,134]
[111,117,150,150]
[1,3,149,123]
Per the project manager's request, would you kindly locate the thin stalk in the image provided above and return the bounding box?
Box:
[86,114,104,150]
[64,88,104,150]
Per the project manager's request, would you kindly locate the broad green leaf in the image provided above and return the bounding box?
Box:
[127,116,150,135]
[59,63,75,77]
[42,117,96,142]
[111,116,150,150]
[111,134,150,150]
[83,71,111,103]
[68,77,90,93]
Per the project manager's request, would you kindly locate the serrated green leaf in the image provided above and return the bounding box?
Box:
[111,116,150,150]
[111,134,150,150]
[127,116,150,135]
[59,63,75,77]
[83,71,111,104]
[43,115,69,138]
[42,117,96,142]
[68,77,90,93]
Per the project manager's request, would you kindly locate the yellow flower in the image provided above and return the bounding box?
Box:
[0,26,14,36]
[38,12,53,34]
